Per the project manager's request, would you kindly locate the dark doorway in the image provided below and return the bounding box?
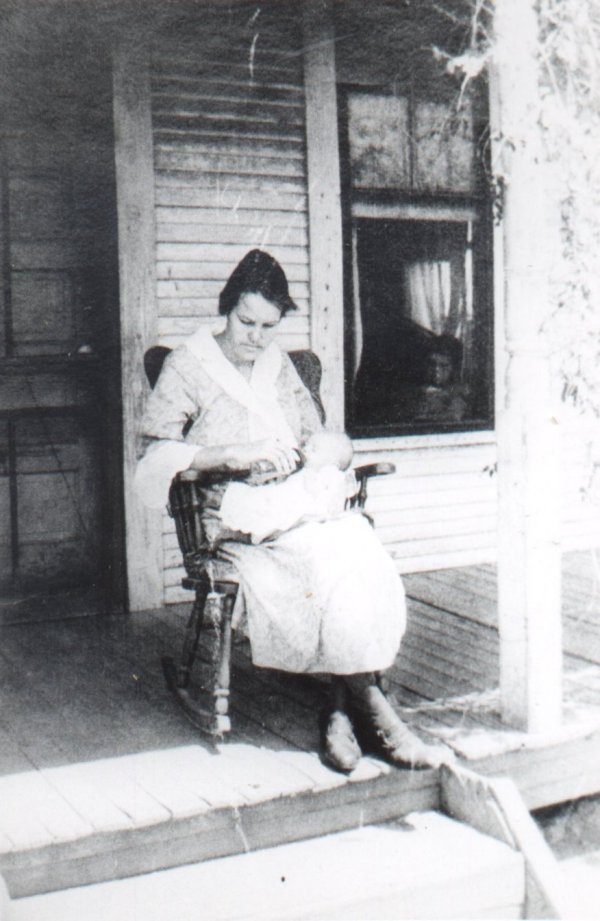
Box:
[0,7,124,623]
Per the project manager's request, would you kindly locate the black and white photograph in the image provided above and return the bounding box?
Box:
[0,0,599,918]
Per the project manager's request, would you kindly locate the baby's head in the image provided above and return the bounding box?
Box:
[302,432,353,471]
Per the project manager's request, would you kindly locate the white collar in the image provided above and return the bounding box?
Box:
[185,327,297,444]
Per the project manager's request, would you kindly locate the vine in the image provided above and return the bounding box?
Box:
[536,0,600,418]
[434,0,600,418]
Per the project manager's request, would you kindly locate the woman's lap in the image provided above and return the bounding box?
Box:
[221,514,406,674]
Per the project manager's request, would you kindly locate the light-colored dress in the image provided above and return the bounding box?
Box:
[136,328,406,675]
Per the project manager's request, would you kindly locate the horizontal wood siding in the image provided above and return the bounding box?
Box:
[150,7,310,603]
[151,7,309,356]
[355,440,499,575]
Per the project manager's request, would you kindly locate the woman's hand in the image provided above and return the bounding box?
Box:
[226,439,300,476]
[189,439,300,477]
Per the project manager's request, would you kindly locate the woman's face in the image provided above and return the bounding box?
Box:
[223,292,282,364]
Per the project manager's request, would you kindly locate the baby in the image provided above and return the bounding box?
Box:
[219,432,357,544]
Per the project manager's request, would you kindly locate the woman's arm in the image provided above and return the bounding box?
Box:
[190,439,300,477]
[136,347,301,507]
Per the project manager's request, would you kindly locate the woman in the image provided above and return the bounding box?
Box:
[136,250,449,773]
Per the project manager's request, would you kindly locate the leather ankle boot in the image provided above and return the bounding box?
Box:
[320,708,362,774]
[319,679,362,773]
[347,681,453,769]
[321,710,362,774]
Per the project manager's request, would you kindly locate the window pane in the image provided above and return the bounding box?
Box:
[413,101,475,193]
[347,93,410,189]
[347,217,492,434]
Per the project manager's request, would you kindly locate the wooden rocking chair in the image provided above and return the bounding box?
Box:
[144,345,395,738]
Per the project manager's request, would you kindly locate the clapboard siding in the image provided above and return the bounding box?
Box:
[151,68,305,93]
[355,440,499,574]
[156,248,309,272]
[156,314,310,353]
[156,223,309,245]
[157,280,309,301]
[154,186,307,211]
[151,7,309,364]
[155,150,306,175]
[155,206,308,227]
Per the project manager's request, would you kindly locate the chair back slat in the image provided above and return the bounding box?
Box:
[168,478,212,574]
[288,350,325,423]
[144,346,172,390]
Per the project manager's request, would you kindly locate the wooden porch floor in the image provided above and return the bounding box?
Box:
[1,551,599,897]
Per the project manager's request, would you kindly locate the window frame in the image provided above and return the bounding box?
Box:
[338,83,495,439]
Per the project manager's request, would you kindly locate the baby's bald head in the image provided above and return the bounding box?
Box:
[303,432,353,471]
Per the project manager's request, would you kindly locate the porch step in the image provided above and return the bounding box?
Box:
[10,812,525,921]
[0,744,438,899]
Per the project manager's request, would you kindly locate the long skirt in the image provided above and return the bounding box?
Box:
[221,513,406,674]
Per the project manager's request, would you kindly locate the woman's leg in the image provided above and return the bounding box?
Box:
[344,672,453,769]
[320,676,362,774]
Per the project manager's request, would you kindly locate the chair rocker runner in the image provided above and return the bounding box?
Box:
[144,345,395,738]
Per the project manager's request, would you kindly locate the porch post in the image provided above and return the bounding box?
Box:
[113,36,163,611]
[302,0,345,430]
[493,0,562,731]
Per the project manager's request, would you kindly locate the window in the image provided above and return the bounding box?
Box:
[340,86,493,437]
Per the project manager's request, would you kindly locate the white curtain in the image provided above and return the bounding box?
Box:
[404,260,452,335]
[404,258,474,378]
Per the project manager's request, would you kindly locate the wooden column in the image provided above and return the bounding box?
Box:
[302,0,345,430]
[493,0,562,731]
[113,37,163,611]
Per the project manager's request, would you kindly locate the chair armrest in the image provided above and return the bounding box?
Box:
[353,462,396,480]
[177,461,396,486]
[351,461,396,510]
[176,466,241,487]
[175,456,288,488]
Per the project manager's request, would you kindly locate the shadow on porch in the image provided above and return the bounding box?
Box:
[0,551,599,897]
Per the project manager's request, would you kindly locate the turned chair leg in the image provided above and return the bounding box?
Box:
[201,581,237,735]
[162,579,238,738]
[177,579,209,688]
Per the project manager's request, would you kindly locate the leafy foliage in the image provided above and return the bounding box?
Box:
[536,0,600,415]
[434,0,600,416]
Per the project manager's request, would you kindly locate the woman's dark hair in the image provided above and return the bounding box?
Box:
[218,249,298,316]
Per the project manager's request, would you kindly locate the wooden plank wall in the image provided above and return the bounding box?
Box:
[355,437,498,575]
[150,7,310,354]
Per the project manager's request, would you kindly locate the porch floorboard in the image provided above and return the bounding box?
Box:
[0,550,599,896]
